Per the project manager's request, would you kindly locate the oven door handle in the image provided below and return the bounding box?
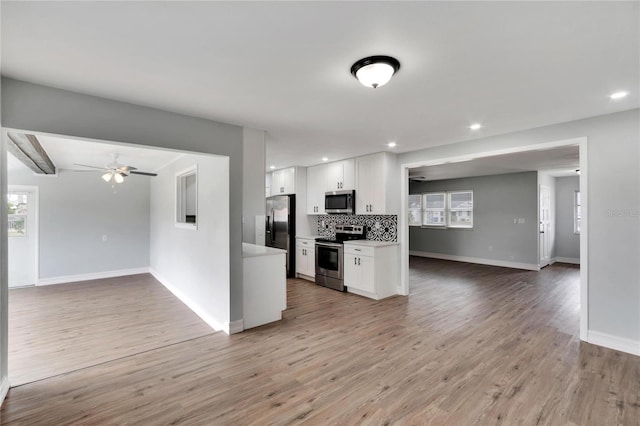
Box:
[315,242,343,249]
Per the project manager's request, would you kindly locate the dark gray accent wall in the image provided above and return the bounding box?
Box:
[409,172,538,265]
[555,176,580,260]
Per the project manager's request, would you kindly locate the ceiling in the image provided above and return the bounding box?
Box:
[1,2,638,169]
[8,134,183,174]
[409,145,580,181]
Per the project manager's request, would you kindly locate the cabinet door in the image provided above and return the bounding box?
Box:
[358,255,375,293]
[326,162,343,191]
[295,246,306,275]
[344,253,360,289]
[305,246,316,276]
[355,156,372,214]
[282,167,296,194]
[341,159,355,190]
[307,165,326,214]
[356,154,386,214]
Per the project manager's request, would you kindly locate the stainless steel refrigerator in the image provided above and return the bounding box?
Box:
[265,194,296,278]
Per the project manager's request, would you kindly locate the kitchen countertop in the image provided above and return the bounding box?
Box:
[242,243,286,258]
[296,235,321,240]
[343,240,399,248]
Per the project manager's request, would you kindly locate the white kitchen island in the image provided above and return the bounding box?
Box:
[242,243,287,330]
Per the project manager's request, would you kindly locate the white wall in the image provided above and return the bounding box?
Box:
[150,154,230,330]
[398,108,640,349]
[538,171,557,261]
[555,176,580,260]
[8,168,150,280]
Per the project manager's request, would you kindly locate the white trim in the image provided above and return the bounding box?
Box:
[400,136,588,341]
[149,268,226,333]
[553,257,580,265]
[226,319,244,334]
[409,250,539,271]
[587,330,640,356]
[37,267,150,286]
[0,377,10,407]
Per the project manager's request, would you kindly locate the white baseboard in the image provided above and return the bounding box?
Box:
[295,273,315,283]
[587,330,640,356]
[553,257,580,265]
[409,250,539,271]
[149,268,226,334]
[0,376,10,407]
[226,319,244,334]
[37,267,151,286]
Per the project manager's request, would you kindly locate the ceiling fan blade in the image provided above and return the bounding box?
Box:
[117,165,137,173]
[74,163,106,170]
[72,170,104,172]
[130,171,158,177]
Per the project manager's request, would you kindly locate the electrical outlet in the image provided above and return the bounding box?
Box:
[517,218,525,224]
[102,234,108,242]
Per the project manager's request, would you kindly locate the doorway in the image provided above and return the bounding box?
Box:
[8,186,38,288]
[539,184,551,267]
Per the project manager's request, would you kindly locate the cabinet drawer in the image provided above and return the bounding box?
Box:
[296,239,315,248]
[344,244,375,257]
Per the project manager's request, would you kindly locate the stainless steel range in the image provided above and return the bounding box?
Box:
[315,225,366,291]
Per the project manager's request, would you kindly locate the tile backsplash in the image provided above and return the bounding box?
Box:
[316,215,398,242]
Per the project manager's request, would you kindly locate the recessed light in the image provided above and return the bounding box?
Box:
[610,91,629,100]
[387,142,397,148]
[322,157,328,162]
[270,165,276,170]
[469,123,483,130]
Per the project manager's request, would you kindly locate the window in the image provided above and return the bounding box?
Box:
[412,190,474,229]
[423,193,446,227]
[574,190,581,234]
[408,194,422,226]
[8,193,28,237]
[448,191,473,228]
[176,165,198,229]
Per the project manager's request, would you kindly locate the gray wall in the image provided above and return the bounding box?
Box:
[555,176,580,260]
[9,168,150,278]
[0,77,247,327]
[398,108,640,343]
[150,154,229,328]
[409,172,538,266]
[242,128,266,245]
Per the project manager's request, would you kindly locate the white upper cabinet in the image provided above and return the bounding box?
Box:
[325,159,355,191]
[306,164,326,214]
[356,152,398,215]
[270,167,296,196]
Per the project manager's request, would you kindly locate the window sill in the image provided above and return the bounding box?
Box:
[175,223,198,231]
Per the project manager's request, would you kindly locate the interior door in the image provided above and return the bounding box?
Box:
[8,188,37,287]
[539,184,551,267]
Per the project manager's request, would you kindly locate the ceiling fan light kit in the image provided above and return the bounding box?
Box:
[75,153,157,184]
[351,55,401,89]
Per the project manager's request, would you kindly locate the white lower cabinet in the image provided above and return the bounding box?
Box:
[344,243,398,300]
[295,238,316,280]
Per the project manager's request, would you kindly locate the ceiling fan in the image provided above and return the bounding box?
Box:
[73,154,158,184]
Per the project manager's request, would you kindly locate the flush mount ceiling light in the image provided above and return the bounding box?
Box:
[469,123,483,130]
[322,157,329,162]
[351,55,400,89]
[387,142,397,148]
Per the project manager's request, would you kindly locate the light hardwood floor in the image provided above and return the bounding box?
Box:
[8,273,215,386]
[1,259,639,425]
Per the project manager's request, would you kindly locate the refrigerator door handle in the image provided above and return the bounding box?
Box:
[270,208,276,244]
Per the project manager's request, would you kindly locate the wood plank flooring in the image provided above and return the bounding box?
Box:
[2,258,639,425]
[8,273,215,386]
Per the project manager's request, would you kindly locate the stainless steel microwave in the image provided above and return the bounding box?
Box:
[325,190,355,214]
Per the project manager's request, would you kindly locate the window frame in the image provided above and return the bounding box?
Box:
[447,190,474,229]
[408,194,422,227]
[175,164,198,230]
[411,190,474,229]
[422,192,447,227]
